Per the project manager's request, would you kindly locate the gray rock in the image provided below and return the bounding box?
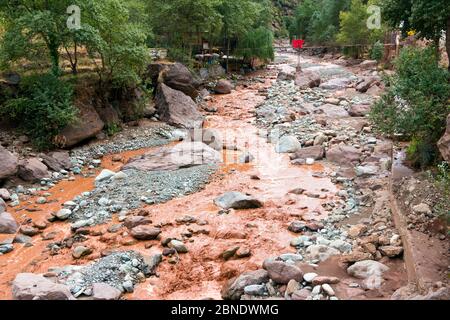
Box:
[244,284,266,296]
[0,243,14,254]
[95,169,115,182]
[306,245,340,262]
[275,136,302,153]
[56,209,72,220]
[123,142,221,172]
[347,260,389,290]
[214,191,263,210]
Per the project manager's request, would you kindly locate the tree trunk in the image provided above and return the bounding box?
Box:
[49,40,60,76]
[446,17,450,72]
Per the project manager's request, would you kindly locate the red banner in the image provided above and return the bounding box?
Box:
[292,39,305,49]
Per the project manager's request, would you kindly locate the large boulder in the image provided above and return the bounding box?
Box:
[12,273,75,300]
[326,144,362,165]
[59,104,104,148]
[438,114,450,162]
[214,192,263,210]
[17,158,49,182]
[221,269,269,300]
[262,259,304,284]
[123,142,221,172]
[295,71,321,89]
[0,146,18,180]
[148,62,201,99]
[214,79,233,94]
[156,83,204,129]
[40,151,72,171]
[0,212,19,234]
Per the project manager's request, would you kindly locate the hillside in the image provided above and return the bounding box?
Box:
[271,0,299,36]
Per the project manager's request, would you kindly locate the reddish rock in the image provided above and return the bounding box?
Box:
[130,225,161,240]
[92,283,122,300]
[12,273,75,300]
[291,145,325,161]
[326,144,362,165]
[123,216,152,230]
[378,245,403,257]
[59,104,104,148]
[0,146,18,180]
[349,104,372,117]
[214,79,233,94]
[312,276,340,286]
[40,151,72,171]
[156,83,204,129]
[18,158,49,182]
[262,259,304,284]
[295,71,321,89]
[0,212,19,234]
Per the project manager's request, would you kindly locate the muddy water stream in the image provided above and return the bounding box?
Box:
[1,63,347,300]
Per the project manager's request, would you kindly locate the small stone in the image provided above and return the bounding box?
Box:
[122,281,134,293]
[72,246,92,259]
[303,273,318,283]
[36,197,46,204]
[322,284,335,296]
[243,284,266,296]
[55,209,72,220]
[169,239,188,253]
[286,279,300,295]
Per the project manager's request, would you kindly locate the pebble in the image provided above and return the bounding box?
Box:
[303,273,318,283]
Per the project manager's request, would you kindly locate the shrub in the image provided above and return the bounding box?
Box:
[370,46,450,168]
[370,40,384,62]
[0,73,77,149]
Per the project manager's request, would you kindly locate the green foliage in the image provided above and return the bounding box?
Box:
[370,40,384,62]
[290,0,350,44]
[336,0,384,58]
[370,46,450,167]
[81,0,148,87]
[0,73,77,149]
[235,26,275,61]
[383,0,449,41]
[105,123,121,136]
[146,0,274,63]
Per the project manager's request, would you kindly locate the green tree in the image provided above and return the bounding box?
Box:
[0,0,73,75]
[370,46,450,167]
[337,0,383,58]
[383,0,450,70]
[80,0,148,87]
